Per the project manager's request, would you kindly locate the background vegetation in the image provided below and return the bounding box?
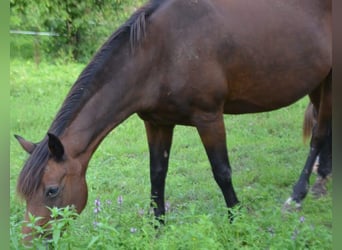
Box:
[10,1,332,249]
[10,0,146,62]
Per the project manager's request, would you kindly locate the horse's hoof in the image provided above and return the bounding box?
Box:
[228,204,243,223]
[311,177,327,198]
[282,197,302,213]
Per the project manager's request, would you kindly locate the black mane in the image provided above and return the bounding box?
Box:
[17,0,166,200]
[50,0,165,136]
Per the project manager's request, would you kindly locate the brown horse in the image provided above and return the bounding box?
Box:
[15,0,331,241]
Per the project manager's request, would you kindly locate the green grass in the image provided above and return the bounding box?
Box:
[10,59,332,249]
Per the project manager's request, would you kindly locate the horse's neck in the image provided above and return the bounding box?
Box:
[59,46,154,163]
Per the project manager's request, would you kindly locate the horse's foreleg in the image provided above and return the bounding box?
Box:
[144,121,174,223]
[196,115,239,219]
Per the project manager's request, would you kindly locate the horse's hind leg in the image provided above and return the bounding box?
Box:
[284,71,332,210]
[311,130,332,198]
[144,121,174,222]
[196,115,239,219]
[301,101,332,198]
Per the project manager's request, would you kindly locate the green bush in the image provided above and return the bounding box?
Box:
[10,0,147,63]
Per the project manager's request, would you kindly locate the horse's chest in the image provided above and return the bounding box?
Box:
[138,104,193,126]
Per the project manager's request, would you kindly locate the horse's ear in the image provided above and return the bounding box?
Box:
[47,133,64,160]
[14,134,37,154]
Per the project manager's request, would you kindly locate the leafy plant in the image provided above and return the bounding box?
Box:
[18,206,79,250]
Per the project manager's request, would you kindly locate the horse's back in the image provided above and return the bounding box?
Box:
[144,0,331,119]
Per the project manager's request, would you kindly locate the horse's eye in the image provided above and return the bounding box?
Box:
[45,186,59,198]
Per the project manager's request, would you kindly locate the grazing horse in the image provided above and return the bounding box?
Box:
[15,0,331,240]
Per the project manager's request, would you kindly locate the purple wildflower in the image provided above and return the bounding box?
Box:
[300,216,305,223]
[117,195,123,205]
[93,221,99,228]
[95,198,101,207]
[94,197,102,214]
[94,207,101,214]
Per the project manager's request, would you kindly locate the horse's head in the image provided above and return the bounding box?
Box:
[15,133,88,241]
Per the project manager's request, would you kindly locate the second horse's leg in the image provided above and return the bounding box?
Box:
[311,130,332,197]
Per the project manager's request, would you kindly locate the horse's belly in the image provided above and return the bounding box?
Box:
[223,77,318,114]
[222,66,331,115]
[138,110,194,126]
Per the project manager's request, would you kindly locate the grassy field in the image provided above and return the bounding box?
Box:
[10,59,332,249]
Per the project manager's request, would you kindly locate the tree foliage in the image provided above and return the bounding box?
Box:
[10,0,146,62]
